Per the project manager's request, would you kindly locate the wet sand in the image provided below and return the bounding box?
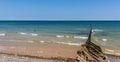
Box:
[0,40,80,59]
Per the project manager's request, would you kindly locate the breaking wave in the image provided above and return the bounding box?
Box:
[30,33,38,36]
[18,32,38,36]
[93,29,104,32]
[74,36,88,39]
[0,33,6,36]
[56,35,88,39]
[19,32,27,35]
[102,38,108,42]
[56,35,64,38]
[43,41,81,46]
[105,49,114,52]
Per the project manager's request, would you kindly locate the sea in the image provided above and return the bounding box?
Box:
[0,21,120,51]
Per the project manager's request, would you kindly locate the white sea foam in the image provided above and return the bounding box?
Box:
[0,33,6,36]
[104,52,120,56]
[56,42,81,46]
[67,43,81,46]
[56,35,64,38]
[102,38,108,42]
[19,32,27,35]
[74,36,88,39]
[31,33,38,36]
[105,49,114,52]
[93,29,104,32]
[40,40,45,43]
[44,41,81,46]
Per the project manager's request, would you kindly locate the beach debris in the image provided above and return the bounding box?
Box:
[76,27,109,62]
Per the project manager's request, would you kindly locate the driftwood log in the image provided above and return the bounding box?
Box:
[76,27,109,62]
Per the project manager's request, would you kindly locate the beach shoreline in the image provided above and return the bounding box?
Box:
[0,40,120,62]
[0,40,81,59]
[0,40,120,59]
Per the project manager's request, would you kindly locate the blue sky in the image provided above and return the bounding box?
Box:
[0,0,120,20]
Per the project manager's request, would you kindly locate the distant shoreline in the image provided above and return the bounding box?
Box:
[0,20,120,21]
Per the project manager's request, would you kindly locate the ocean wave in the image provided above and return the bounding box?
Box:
[19,32,38,36]
[105,49,114,52]
[40,40,45,43]
[30,33,38,36]
[56,35,88,39]
[74,36,88,39]
[19,32,27,35]
[56,35,64,38]
[56,35,71,38]
[67,43,81,46]
[93,29,104,32]
[29,40,81,46]
[102,38,108,42]
[56,35,88,40]
[0,33,6,36]
[49,41,81,46]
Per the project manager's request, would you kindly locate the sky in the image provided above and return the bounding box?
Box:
[0,0,120,20]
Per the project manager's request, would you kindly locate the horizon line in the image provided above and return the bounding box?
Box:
[0,19,120,21]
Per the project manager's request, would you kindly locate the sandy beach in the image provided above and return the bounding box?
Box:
[0,54,65,62]
[0,39,120,62]
[0,40,80,59]
[0,37,120,62]
[0,38,120,62]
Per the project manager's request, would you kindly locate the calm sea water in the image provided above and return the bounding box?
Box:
[0,21,120,50]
